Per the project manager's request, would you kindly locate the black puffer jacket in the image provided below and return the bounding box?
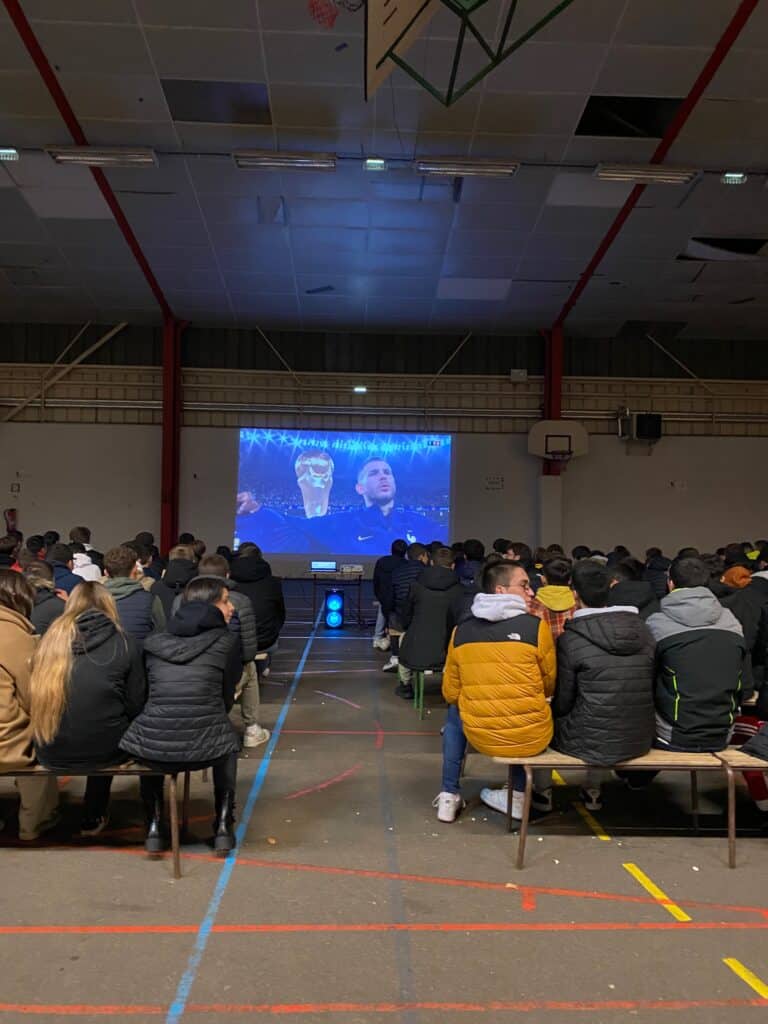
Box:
[151,558,198,619]
[229,555,285,649]
[389,558,425,631]
[373,553,404,617]
[119,602,241,765]
[552,610,656,764]
[610,580,660,620]
[170,575,258,662]
[29,587,65,635]
[36,611,146,771]
[644,555,671,600]
[399,566,465,671]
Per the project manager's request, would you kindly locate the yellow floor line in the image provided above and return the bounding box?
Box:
[723,959,768,998]
[573,800,611,841]
[552,770,567,786]
[622,862,691,922]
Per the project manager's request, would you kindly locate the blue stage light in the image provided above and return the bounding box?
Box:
[324,590,344,628]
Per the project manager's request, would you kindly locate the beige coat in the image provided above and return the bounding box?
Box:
[0,606,38,769]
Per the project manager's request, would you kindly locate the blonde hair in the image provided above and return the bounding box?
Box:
[30,582,123,745]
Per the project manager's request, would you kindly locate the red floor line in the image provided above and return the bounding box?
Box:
[521,888,537,912]
[373,720,385,750]
[2,997,767,1016]
[283,763,364,800]
[229,854,768,918]
[71,846,768,920]
[3,920,768,936]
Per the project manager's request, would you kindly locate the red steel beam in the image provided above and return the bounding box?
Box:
[160,319,185,554]
[3,0,174,322]
[552,0,761,329]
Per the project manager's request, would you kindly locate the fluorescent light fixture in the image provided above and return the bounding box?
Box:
[364,157,388,172]
[721,171,748,185]
[415,157,520,178]
[0,147,19,162]
[595,163,701,185]
[46,146,157,167]
[353,385,368,394]
[233,150,336,171]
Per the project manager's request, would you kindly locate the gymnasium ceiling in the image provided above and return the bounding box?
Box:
[1,0,768,340]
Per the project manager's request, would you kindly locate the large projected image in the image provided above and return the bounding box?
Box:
[235,429,451,555]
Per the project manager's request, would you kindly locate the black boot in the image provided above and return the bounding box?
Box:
[142,785,166,854]
[213,789,236,854]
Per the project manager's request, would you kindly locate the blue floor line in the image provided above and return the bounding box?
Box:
[165,610,322,1024]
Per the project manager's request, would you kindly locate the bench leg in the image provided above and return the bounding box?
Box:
[168,774,182,880]
[516,766,534,870]
[202,768,209,784]
[182,770,191,836]
[726,765,736,868]
[690,770,699,834]
[416,673,424,720]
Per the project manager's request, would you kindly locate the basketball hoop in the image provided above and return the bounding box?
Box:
[309,0,364,29]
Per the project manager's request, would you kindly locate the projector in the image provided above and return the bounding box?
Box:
[340,564,364,574]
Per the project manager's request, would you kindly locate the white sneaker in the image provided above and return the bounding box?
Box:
[480,786,525,818]
[243,725,271,748]
[372,637,390,651]
[382,656,399,672]
[433,792,465,823]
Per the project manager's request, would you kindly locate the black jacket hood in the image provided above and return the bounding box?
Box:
[162,558,198,589]
[610,580,658,613]
[144,601,227,663]
[229,556,272,584]
[566,610,647,656]
[421,565,462,592]
[72,609,119,653]
[646,555,671,572]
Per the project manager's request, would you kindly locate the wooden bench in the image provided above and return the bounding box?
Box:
[492,749,736,869]
[715,748,768,867]
[4,764,192,879]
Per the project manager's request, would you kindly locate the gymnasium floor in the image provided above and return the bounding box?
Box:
[2,584,768,1023]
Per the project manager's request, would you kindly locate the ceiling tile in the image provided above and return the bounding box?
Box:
[262,31,364,86]
[0,71,59,117]
[24,0,137,22]
[22,186,112,219]
[616,0,740,47]
[475,93,585,135]
[33,22,154,76]
[57,73,170,120]
[136,0,260,30]
[0,191,49,243]
[146,28,265,81]
[487,42,606,94]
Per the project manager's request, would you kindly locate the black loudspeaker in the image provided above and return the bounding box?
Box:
[635,413,662,441]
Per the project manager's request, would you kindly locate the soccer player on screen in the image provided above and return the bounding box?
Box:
[308,456,443,555]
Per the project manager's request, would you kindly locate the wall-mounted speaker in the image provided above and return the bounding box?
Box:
[635,413,662,442]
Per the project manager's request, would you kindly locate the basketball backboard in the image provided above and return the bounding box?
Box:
[365,0,439,100]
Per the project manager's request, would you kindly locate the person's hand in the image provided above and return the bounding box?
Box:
[237,490,262,515]
[55,588,68,601]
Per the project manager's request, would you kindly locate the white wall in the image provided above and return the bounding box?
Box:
[2,423,161,547]
[561,435,768,555]
[3,424,765,567]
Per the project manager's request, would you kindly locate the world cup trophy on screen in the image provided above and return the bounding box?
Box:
[294,450,334,518]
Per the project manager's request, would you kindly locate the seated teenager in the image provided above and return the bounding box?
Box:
[30,582,146,835]
[24,561,66,635]
[150,544,198,619]
[646,556,745,753]
[434,561,555,823]
[47,543,82,595]
[119,577,242,854]
[551,560,655,810]
[0,571,59,840]
[607,559,660,620]
[172,554,268,750]
[396,546,464,700]
[103,545,166,643]
[228,543,286,678]
[529,556,576,639]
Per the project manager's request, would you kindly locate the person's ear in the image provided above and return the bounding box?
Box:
[609,578,617,588]
[667,578,675,592]
[355,482,364,496]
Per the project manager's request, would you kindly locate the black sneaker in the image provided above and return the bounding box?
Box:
[394,683,414,700]
[79,815,109,837]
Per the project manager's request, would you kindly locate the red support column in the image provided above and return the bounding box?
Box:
[542,325,564,477]
[161,318,184,554]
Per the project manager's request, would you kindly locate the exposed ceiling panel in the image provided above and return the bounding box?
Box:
[0,0,765,335]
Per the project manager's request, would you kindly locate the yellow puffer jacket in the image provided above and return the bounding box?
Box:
[442,593,555,757]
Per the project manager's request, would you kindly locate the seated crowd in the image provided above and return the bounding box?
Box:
[369,536,768,822]
[1,525,767,852]
[0,527,285,850]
